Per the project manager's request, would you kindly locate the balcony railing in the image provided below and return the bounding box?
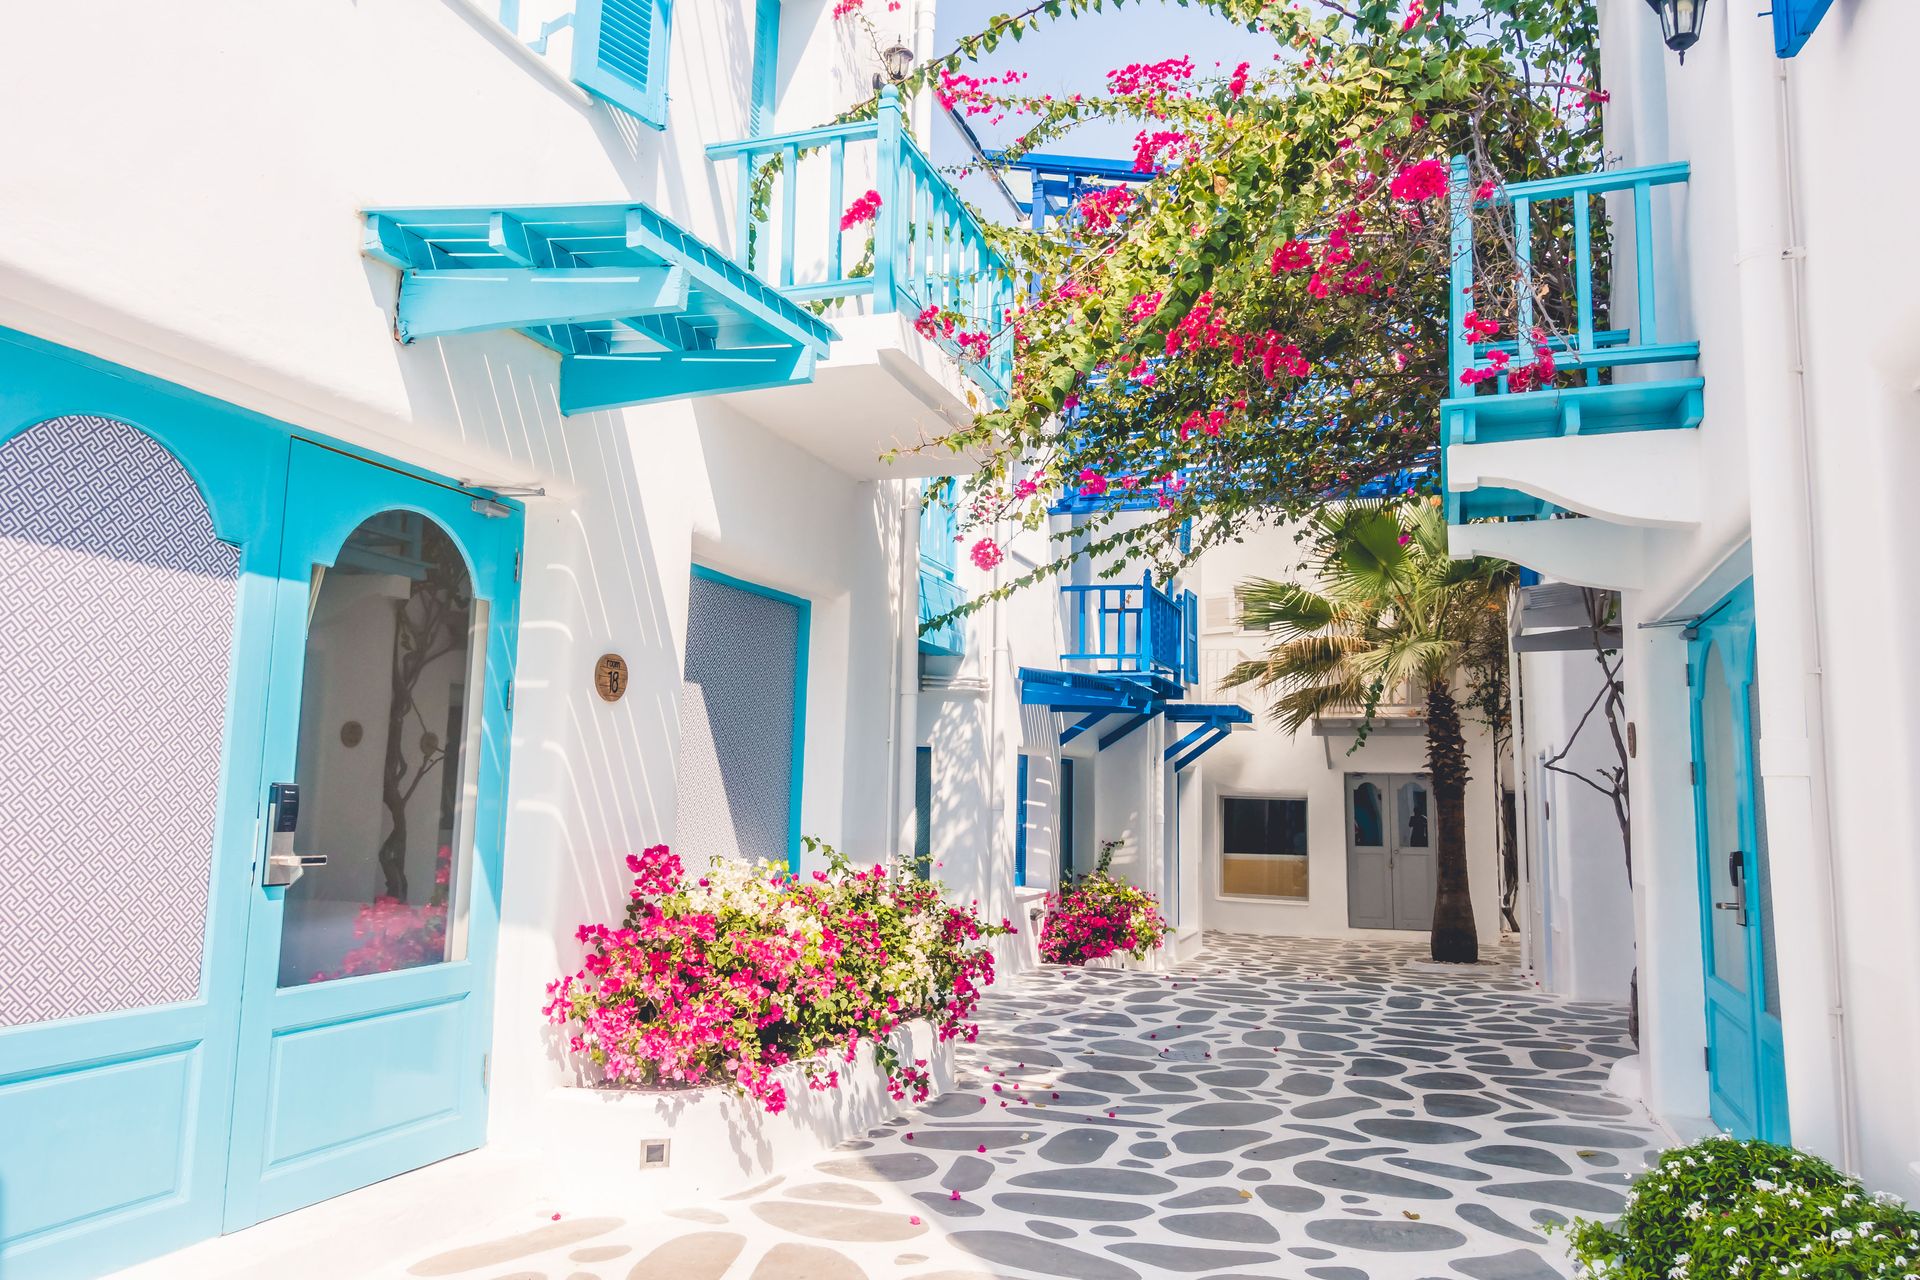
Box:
[707,88,1017,404]
[1442,156,1704,523]
[1061,571,1197,687]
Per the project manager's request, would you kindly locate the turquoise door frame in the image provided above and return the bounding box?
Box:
[1687,579,1789,1142]
[0,329,522,1278]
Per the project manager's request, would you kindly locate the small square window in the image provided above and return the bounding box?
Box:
[1221,797,1308,900]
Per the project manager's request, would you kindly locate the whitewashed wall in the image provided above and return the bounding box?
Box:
[0,0,926,1139]
[1187,523,1502,944]
[1586,0,1920,1197]
[1516,647,1635,1002]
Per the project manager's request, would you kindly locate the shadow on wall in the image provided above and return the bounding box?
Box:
[384,329,684,1080]
[924,692,995,898]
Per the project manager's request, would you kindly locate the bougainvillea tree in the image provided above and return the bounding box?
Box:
[836,0,1603,597]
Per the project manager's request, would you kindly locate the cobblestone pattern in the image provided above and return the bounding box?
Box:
[398,934,1663,1280]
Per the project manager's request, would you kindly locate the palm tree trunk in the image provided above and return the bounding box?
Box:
[1425,679,1479,963]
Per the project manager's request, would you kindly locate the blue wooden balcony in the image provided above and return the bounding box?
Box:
[1442,157,1703,524]
[707,88,1017,407]
[1060,572,1198,693]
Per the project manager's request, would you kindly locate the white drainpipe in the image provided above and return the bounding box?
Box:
[890,479,920,859]
[1723,17,1856,1168]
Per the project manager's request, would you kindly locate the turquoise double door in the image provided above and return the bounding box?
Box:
[1687,580,1789,1143]
[0,333,521,1279]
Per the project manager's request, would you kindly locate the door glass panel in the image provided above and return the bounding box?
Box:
[1396,779,1431,848]
[1700,645,1746,993]
[279,512,484,987]
[1747,669,1781,1018]
[1351,781,1384,846]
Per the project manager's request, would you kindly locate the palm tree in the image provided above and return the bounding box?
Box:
[1225,501,1514,963]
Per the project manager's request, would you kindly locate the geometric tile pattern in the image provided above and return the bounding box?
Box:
[395,933,1665,1279]
[0,415,238,1026]
[673,573,800,864]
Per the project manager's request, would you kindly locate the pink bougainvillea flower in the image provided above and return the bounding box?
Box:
[1389,157,1449,203]
[1270,239,1313,274]
[839,189,882,231]
[969,538,1004,571]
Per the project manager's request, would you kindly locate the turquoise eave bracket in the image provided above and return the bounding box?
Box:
[362,201,836,414]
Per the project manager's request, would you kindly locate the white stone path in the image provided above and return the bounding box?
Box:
[390,934,1665,1280]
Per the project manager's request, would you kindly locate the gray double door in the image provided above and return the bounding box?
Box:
[1345,773,1435,930]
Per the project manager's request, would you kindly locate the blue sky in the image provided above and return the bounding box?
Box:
[928,0,1284,220]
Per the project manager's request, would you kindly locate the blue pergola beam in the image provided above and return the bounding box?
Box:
[1099,712,1157,750]
[559,346,812,413]
[395,265,692,342]
[1164,722,1215,762]
[488,211,550,267]
[625,208,832,358]
[1059,711,1110,746]
[363,202,839,411]
[1022,688,1148,713]
[1170,726,1231,772]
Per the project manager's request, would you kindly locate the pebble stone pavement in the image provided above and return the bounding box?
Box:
[396,934,1665,1280]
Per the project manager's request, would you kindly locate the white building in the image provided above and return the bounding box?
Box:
[0,3,1041,1276]
[1450,0,1920,1204]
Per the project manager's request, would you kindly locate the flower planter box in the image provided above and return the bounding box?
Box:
[519,1020,954,1204]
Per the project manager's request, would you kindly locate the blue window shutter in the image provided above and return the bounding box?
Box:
[572,0,673,130]
[914,746,933,879]
[749,0,781,136]
[1014,754,1030,887]
[1773,0,1833,58]
[1058,758,1075,881]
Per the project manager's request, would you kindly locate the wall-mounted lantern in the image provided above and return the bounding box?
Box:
[1646,0,1708,62]
[873,42,915,91]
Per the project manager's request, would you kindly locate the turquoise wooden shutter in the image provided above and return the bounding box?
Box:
[572,0,673,130]
[1014,753,1030,887]
[749,0,781,136]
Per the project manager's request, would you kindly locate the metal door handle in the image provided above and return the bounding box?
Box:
[263,782,325,887]
[1720,850,1749,925]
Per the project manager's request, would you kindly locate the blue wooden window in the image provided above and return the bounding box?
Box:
[1773,0,1832,57]
[572,0,673,130]
[1014,754,1030,887]
[1058,758,1076,882]
[749,0,781,136]
[914,746,932,879]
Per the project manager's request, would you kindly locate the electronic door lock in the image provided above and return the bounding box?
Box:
[263,782,326,887]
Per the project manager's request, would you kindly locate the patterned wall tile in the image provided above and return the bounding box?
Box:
[0,416,238,1026]
[673,575,800,864]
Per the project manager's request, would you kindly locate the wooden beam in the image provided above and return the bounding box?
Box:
[395,266,691,342]
[558,346,814,414]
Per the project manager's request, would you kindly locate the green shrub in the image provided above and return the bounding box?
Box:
[1562,1135,1920,1278]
